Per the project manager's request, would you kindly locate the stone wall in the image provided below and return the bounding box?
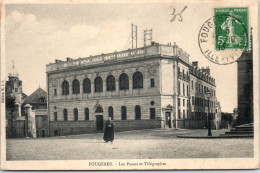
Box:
[174,119,215,129]
[35,115,49,137]
[113,119,161,131]
[50,121,95,136]
[50,119,161,136]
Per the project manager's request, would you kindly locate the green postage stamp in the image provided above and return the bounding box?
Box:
[214,8,249,51]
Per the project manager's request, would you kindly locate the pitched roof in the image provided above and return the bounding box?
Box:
[23,87,47,104]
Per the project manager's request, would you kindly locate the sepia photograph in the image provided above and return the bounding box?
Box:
[1,0,259,170]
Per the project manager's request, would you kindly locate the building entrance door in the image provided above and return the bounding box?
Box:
[41,130,45,137]
[96,115,104,130]
[165,112,171,128]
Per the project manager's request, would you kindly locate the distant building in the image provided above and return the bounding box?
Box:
[23,87,47,110]
[236,33,253,125]
[6,70,28,114]
[188,62,220,129]
[23,87,48,137]
[46,42,221,136]
[220,112,234,129]
[215,101,222,129]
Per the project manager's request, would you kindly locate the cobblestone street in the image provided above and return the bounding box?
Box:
[6,128,254,160]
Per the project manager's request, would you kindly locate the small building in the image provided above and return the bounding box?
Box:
[23,87,48,137]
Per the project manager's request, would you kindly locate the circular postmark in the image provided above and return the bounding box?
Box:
[198,14,249,65]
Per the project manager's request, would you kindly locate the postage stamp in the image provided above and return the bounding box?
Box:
[198,8,250,65]
[214,8,249,51]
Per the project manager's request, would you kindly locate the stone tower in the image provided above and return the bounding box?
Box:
[236,29,253,125]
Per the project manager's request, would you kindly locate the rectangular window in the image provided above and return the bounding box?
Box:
[150,78,155,87]
[183,84,185,96]
[121,106,127,120]
[150,108,156,119]
[40,98,45,103]
[178,98,180,106]
[54,112,57,121]
[178,109,181,119]
[183,110,185,119]
[178,82,180,94]
[187,100,189,106]
[191,80,193,90]
[183,99,185,106]
[54,89,57,96]
[187,85,189,96]
[192,96,194,105]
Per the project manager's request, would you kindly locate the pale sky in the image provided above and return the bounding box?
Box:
[5,3,247,112]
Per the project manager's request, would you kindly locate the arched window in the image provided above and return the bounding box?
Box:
[83,78,91,93]
[74,108,78,121]
[95,77,103,92]
[95,106,103,113]
[62,81,69,95]
[121,106,127,120]
[108,106,114,120]
[106,75,115,91]
[63,109,68,121]
[119,73,129,90]
[135,105,141,120]
[72,79,80,94]
[133,71,143,89]
[85,108,89,120]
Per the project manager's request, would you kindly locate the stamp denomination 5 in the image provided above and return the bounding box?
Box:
[198,7,249,65]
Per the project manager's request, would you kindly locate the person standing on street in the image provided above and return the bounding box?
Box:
[103,117,114,143]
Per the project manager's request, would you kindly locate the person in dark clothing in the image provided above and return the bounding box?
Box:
[103,117,114,143]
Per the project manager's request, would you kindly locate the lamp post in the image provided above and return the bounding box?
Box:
[206,91,212,136]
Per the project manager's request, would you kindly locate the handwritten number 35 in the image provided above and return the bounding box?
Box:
[170,6,188,22]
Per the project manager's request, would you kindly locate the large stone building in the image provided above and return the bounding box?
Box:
[170,61,219,129]
[46,42,220,136]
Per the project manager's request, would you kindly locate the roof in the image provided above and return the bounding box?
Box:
[23,87,47,104]
[22,93,28,100]
[237,50,252,62]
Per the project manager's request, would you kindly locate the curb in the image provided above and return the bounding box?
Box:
[177,135,254,139]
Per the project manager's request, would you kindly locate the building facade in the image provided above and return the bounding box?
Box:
[23,87,48,137]
[188,62,219,129]
[46,42,220,136]
[236,50,253,125]
[5,70,28,138]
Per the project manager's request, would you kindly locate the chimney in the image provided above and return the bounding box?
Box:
[66,57,72,61]
[192,61,198,68]
[55,59,61,63]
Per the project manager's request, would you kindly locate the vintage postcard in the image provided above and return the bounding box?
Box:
[1,0,259,170]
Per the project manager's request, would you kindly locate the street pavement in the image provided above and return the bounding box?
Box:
[6,128,254,160]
